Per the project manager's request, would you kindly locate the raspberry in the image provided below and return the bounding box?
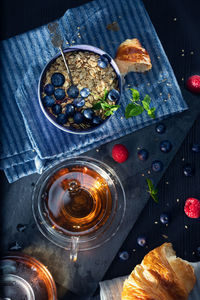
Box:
[184,198,200,219]
[186,75,200,94]
[112,144,129,163]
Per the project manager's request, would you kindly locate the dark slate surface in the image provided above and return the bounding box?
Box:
[1,0,200,300]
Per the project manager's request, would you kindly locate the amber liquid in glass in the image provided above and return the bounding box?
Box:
[43,165,112,235]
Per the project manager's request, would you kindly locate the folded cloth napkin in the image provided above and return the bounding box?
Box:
[0,0,187,182]
[99,262,200,300]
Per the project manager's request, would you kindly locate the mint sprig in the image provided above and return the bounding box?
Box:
[93,89,120,116]
[146,178,159,203]
[125,89,156,119]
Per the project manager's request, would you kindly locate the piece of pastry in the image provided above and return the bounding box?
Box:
[115,38,152,75]
[122,243,196,300]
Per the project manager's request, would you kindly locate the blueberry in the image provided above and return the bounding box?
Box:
[160,140,172,153]
[51,72,65,87]
[83,108,94,120]
[137,236,146,247]
[160,213,170,224]
[101,54,112,63]
[183,164,194,177]
[73,98,85,108]
[80,88,90,98]
[137,149,149,161]
[118,251,129,261]
[152,160,163,172]
[52,104,62,115]
[54,88,66,100]
[42,96,55,107]
[92,116,103,126]
[65,104,75,116]
[192,143,200,153]
[197,246,200,257]
[156,123,166,134]
[44,83,54,95]
[56,113,67,125]
[97,55,109,68]
[67,85,79,98]
[108,89,120,101]
[73,112,84,124]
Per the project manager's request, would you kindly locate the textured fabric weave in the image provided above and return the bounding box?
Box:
[0,0,187,182]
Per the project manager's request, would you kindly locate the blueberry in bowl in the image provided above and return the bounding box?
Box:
[38,45,122,134]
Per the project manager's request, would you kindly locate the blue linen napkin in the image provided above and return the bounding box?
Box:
[0,0,187,182]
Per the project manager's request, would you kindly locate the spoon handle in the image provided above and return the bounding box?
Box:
[59,46,74,85]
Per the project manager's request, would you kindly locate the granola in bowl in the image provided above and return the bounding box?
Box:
[39,46,121,134]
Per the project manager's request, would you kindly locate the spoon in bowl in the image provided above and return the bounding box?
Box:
[48,22,79,98]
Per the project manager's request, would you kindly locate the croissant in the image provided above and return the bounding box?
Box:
[122,243,196,300]
[115,38,152,75]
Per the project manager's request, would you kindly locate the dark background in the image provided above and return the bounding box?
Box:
[1,0,200,298]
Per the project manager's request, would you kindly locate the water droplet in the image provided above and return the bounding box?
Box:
[17,224,27,232]
[9,241,22,251]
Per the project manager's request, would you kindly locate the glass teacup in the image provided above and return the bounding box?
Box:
[32,157,126,261]
[0,253,57,300]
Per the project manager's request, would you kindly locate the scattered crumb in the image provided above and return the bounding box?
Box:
[173,17,177,21]
[160,93,162,96]
[162,234,168,239]
[157,56,160,59]
[168,93,171,99]
[118,16,122,18]
[141,173,145,177]
[96,149,99,152]
[166,83,171,86]
[133,249,136,252]
[146,245,149,249]
[154,221,158,224]
[147,83,150,86]
[106,21,120,31]
[166,224,168,227]
[120,116,124,120]
[190,51,194,55]
[185,225,188,229]
[147,170,151,174]
[137,147,141,150]
[77,26,80,29]
[177,198,180,202]
[182,158,185,161]
[71,40,75,43]
[181,77,184,81]
[32,149,35,152]
[192,251,195,255]
[66,41,69,45]
[182,49,184,52]
[166,181,169,185]
[181,53,185,57]
[164,99,168,102]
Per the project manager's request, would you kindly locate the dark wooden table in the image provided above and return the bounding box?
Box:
[1,0,200,299]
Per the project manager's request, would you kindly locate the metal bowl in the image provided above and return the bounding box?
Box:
[38,45,122,134]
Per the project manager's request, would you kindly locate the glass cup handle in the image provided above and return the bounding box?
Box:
[70,236,79,262]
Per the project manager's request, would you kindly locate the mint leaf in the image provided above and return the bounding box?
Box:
[93,102,102,110]
[130,88,140,102]
[142,95,151,111]
[103,89,109,100]
[125,103,144,119]
[146,178,159,203]
[147,107,156,119]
